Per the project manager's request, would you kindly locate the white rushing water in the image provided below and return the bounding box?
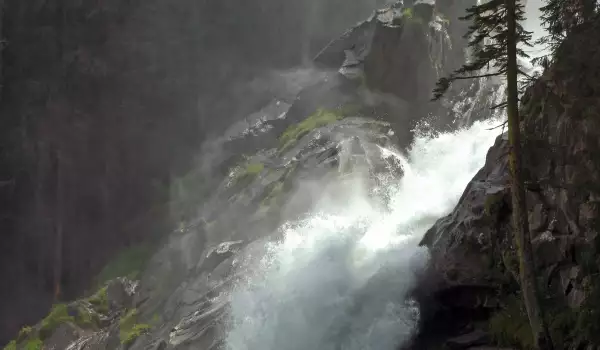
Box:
[225,118,502,350]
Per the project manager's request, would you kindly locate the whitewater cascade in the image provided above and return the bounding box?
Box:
[224,118,503,350]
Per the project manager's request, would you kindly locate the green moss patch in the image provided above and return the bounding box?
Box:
[87,285,109,314]
[119,309,151,347]
[22,339,42,350]
[400,7,426,24]
[16,327,32,343]
[261,181,285,207]
[39,304,75,339]
[488,296,534,349]
[74,303,101,329]
[1,338,40,350]
[229,162,265,187]
[278,108,345,153]
[3,341,16,350]
[489,293,583,349]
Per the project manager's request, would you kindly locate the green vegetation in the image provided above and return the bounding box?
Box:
[245,163,264,175]
[1,340,41,350]
[261,182,285,207]
[278,108,346,153]
[122,324,151,346]
[75,304,99,329]
[39,304,75,339]
[119,309,151,346]
[87,286,109,314]
[3,341,16,350]
[16,327,32,343]
[400,7,424,24]
[229,162,265,187]
[489,294,586,349]
[95,244,154,286]
[23,339,42,350]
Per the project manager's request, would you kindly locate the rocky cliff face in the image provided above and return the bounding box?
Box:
[2,0,489,348]
[419,17,600,350]
[0,0,391,343]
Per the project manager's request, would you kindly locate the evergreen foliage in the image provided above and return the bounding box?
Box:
[432,0,533,101]
[431,0,555,348]
[533,0,598,66]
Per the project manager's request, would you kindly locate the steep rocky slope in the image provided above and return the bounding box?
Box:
[419,16,600,350]
[0,0,389,343]
[2,0,498,348]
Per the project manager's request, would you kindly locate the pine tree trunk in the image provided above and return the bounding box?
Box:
[505,0,553,348]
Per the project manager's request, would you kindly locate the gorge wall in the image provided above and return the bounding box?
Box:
[420,16,600,349]
[0,0,386,343]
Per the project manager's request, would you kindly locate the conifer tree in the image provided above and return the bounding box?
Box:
[432,0,554,348]
[534,0,597,65]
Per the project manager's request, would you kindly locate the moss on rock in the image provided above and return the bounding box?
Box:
[22,339,42,350]
[489,293,584,349]
[39,304,75,339]
[119,309,151,347]
[16,327,32,343]
[488,295,534,349]
[278,108,345,153]
[87,285,109,314]
[3,341,16,350]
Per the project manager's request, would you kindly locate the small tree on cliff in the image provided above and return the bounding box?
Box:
[431,0,554,348]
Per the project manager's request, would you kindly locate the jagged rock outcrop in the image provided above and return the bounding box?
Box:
[0,0,389,343]
[1,0,515,349]
[419,18,600,349]
[314,0,507,138]
[3,278,140,350]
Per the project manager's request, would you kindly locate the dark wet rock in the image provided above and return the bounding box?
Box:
[314,13,377,69]
[106,278,138,311]
[0,1,531,350]
[44,323,81,350]
[446,329,490,349]
[363,5,446,109]
[201,241,245,273]
[418,18,600,349]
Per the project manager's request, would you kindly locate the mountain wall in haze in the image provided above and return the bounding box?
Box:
[0,0,385,343]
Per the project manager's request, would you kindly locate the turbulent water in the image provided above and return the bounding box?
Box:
[224,118,502,350]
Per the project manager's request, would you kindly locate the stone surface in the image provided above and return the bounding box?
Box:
[446,329,490,349]
[8,2,596,350]
[418,17,600,349]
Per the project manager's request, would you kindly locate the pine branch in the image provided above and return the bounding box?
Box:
[487,120,508,130]
[490,101,508,110]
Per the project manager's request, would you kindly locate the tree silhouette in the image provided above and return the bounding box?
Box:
[432,0,554,348]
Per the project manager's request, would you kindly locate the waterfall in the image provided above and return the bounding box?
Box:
[141,2,552,350]
[224,117,502,350]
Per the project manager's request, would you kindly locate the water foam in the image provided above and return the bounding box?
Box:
[225,118,502,350]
